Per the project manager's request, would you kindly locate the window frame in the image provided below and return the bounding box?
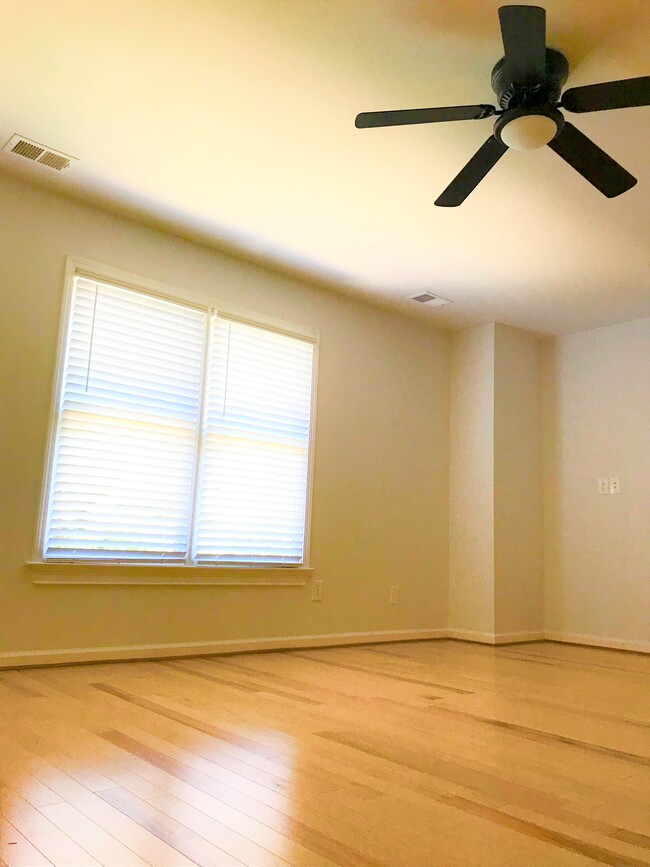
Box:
[29,255,318,585]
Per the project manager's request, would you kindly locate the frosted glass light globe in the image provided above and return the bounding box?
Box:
[499,114,559,150]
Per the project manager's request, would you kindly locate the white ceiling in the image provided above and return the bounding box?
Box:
[1,0,648,334]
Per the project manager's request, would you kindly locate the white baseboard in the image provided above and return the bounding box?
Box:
[446,629,494,644]
[0,628,447,669]
[446,629,545,645]
[2,627,647,669]
[544,631,650,654]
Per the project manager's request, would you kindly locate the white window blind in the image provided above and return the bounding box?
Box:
[44,278,205,560]
[42,274,315,566]
[194,318,314,564]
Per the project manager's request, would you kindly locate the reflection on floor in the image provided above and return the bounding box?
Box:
[1,639,649,866]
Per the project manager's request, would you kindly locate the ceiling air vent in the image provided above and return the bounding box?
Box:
[3,134,77,171]
[411,292,451,307]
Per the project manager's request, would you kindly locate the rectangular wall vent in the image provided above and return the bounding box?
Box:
[3,134,77,171]
[411,292,451,307]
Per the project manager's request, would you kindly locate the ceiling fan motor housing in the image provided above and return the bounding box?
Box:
[491,48,569,109]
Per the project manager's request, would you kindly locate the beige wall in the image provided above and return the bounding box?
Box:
[0,174,450,656]
[542,319,650,647]
[448,323,495,634]
[1,172,647,661]
[449,323,544,638]
[494,324,544,635]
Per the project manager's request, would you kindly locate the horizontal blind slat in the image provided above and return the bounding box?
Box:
[43,278,205,560]
[194,316,313,564]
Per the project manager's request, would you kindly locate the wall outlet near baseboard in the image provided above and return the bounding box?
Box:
[609,477,621,494]
[598,477,609,495]
[389,585,400,604]
[311,579,323,602]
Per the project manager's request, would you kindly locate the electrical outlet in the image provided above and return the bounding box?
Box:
[389,585,400,605]
[311,579,323,602]
[609,477,621,495]
[598,477,609,495]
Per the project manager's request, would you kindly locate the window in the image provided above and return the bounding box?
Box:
[40,268,316,566]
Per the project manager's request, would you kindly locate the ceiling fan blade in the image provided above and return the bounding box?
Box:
[355,104,495,129]
[498,5,546,83]
[435,136,508,207]
[547,122,636,198]
[562,76,650,113]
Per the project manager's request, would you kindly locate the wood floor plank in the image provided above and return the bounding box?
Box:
[0,743,198,867]
[0,676,43,698]
[1,640,648,867]
[292,651,475,694]
[98,786,246,867]
[1,778,61,811]
[428,705,650,766]
[97,729,375,866]
[91,682,282,758]
[160,659,324,706]
[447,797,650,867]
[146,793,294,867]
[0,817,54,867]
[36,802,151,867]
[0,791,102,867]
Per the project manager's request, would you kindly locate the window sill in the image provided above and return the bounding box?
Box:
[26,562,312,586]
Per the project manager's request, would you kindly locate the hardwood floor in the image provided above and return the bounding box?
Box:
[1,639,649,867]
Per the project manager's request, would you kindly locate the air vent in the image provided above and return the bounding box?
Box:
[3,134,77,171]
[411,292,451,307]
[12,140,45,161]
[38,151,71,171]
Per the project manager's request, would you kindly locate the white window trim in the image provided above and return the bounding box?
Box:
[31,255,319,585]
[25,561,313,586]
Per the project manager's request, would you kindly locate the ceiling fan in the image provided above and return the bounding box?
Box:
[355,5,650,206]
